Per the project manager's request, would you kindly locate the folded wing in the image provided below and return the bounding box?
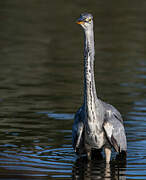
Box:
[72,107,85,155]
[103,102,127,153]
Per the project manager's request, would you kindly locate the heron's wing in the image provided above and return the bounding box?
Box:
[102,101,123,123]
[103,103,127,153]
[72,106,85,154]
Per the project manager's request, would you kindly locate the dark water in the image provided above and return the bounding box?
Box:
[0,0,146,179]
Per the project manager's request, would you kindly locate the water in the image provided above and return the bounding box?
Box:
[0,0,146,179]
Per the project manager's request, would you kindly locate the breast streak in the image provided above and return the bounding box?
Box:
[85,122,105,149]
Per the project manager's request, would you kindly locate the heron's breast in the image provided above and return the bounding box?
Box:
[85,129,105,149]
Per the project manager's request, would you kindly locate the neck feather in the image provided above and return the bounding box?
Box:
[83,28,97,109]
[83,27,105,130]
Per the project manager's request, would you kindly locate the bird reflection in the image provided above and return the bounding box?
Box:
[72,155,127,180]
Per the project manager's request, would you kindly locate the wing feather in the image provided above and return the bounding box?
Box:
[103,102,127,153]
[72,107,85,155]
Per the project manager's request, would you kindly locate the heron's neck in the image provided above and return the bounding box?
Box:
[83,28,98,113]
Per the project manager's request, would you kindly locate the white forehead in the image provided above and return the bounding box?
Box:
[80,13,93,20]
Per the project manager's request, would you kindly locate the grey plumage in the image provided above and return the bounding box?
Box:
[102,102,127,152]
[72,13,127,163]
[72,106,85,155]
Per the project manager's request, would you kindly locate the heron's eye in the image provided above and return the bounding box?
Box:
[85,18,92,23]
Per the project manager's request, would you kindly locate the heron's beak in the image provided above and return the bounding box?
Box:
[76,21,84,25]
[76,17,85,25]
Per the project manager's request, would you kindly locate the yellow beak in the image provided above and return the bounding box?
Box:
[76,21,84,25]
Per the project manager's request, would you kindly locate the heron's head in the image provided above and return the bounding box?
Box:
[76,13,93,30]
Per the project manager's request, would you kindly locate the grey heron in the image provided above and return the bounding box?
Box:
[72,13,127,163]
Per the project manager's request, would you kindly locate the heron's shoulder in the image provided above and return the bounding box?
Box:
[75,106,83,116]
[74,106,84,122]
[101,100,123,123]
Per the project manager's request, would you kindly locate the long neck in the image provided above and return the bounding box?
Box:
[83,28,98,111]
[82,26,105,131]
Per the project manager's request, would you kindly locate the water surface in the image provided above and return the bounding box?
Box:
[0,0,146,179]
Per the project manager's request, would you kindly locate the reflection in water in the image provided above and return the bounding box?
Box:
[73,157,126,180]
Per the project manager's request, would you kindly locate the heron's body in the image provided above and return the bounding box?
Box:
[72,13,127,163]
